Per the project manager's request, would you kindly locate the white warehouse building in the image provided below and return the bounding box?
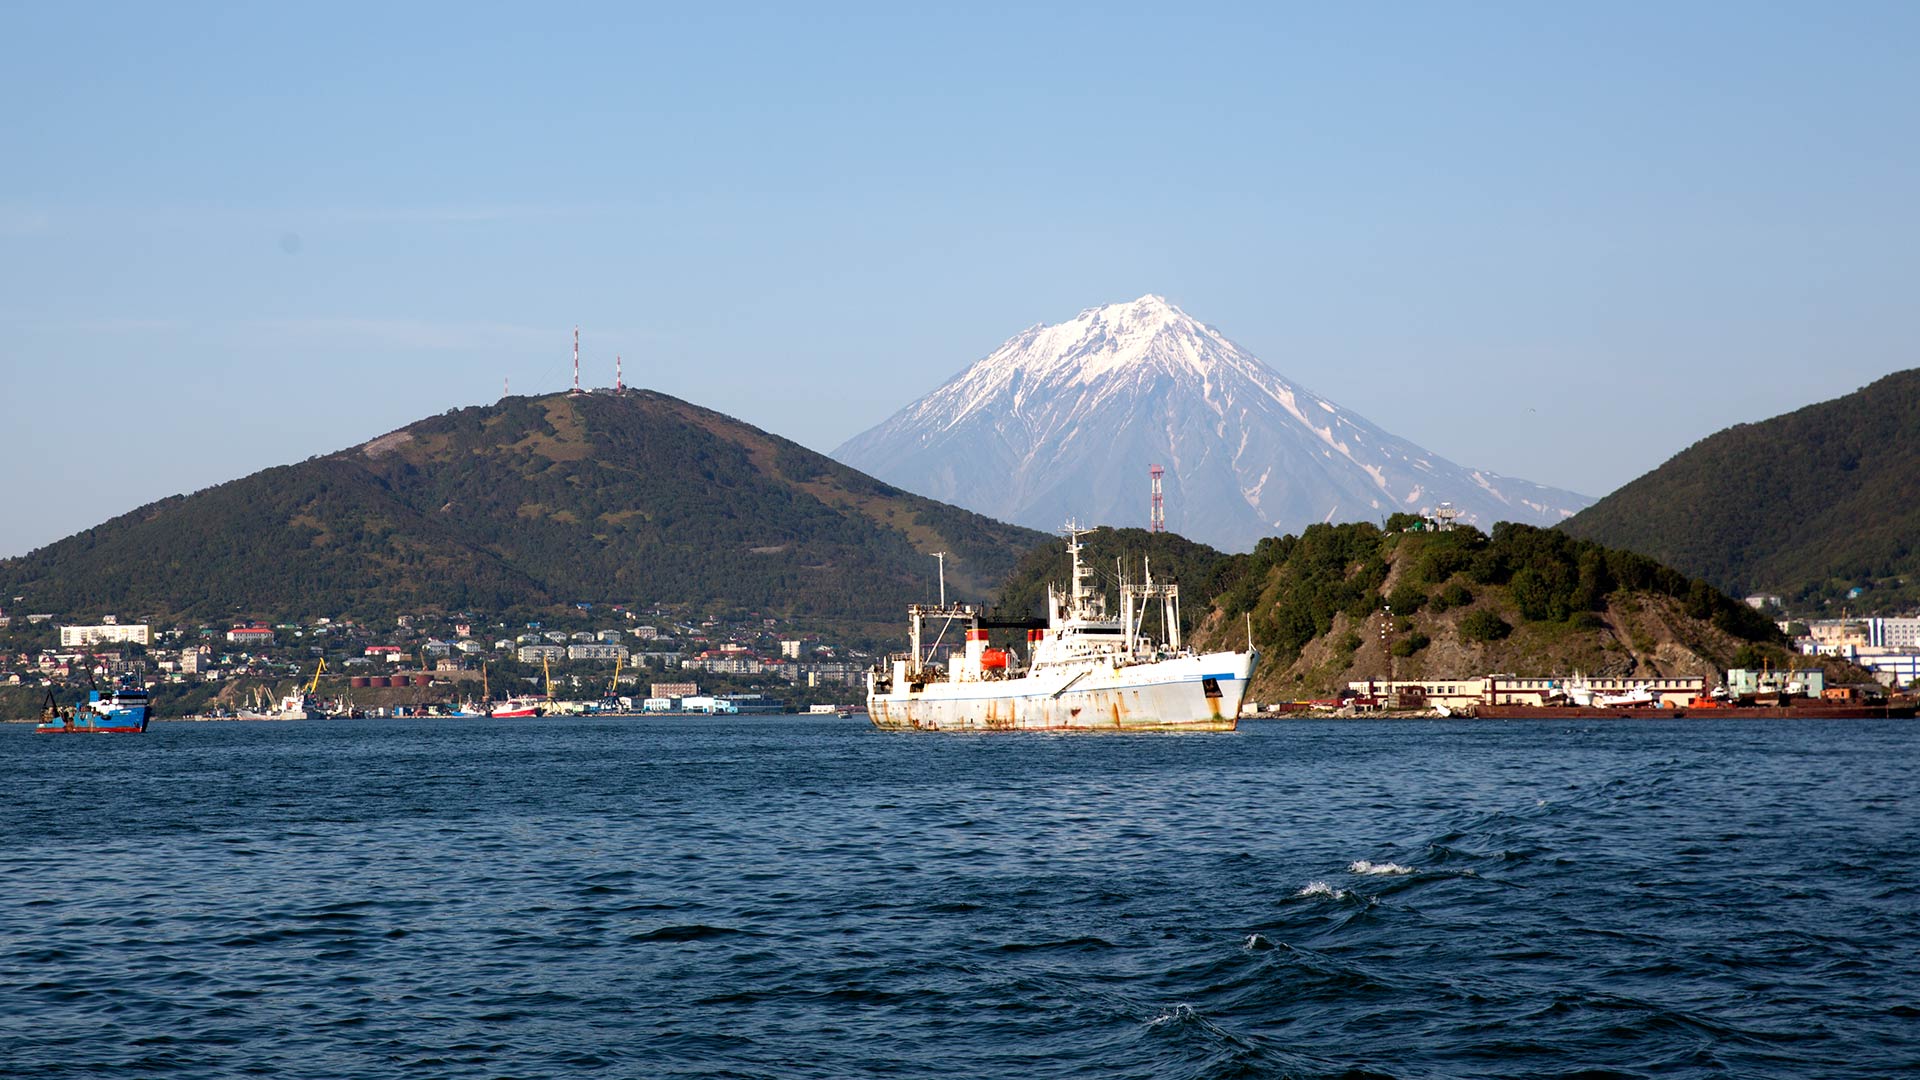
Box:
[59,622,152,647]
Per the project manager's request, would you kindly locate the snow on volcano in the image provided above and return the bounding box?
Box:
[832,295,1590,551]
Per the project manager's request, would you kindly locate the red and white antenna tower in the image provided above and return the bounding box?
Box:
[1149,464,1166,533]
[615,354,624,393]
[503,375,509,399]
[570,326,583,395]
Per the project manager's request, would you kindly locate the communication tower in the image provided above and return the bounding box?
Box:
[615,354,624,393]
[569,326,583,395]
[1149,465,1166,533]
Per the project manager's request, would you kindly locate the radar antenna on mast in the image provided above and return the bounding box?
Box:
[1149,465,1166,533]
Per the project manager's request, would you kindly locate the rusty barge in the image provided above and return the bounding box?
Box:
[1471,702,1917,720]
[866,524,1258,732]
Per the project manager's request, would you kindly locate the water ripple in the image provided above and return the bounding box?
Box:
[2,716,1915,1078]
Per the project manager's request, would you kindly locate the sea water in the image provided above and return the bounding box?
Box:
[4,717,1914,1078]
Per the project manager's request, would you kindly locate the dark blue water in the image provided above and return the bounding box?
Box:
[4,718,1915,1079]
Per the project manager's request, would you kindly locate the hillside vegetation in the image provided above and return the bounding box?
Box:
[0,391,1047,631]
[1188,517,1788,700]
[1561,369,1920,612]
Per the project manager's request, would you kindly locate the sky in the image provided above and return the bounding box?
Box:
[3,2,1917,557]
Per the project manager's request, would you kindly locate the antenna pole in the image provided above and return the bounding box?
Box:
[932,552,947,606]
[571,326,582,395]
[615,354,624,393]
[1149,465,1165,533]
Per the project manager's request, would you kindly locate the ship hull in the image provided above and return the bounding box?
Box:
[34,705,151,734]
[869,650,1255,732]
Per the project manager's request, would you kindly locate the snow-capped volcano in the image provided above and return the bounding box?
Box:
[832,295,1592,552]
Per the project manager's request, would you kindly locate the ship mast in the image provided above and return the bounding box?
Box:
[1064,520,1096,620]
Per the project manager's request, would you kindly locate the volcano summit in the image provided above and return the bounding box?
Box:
[834,295,1591,551]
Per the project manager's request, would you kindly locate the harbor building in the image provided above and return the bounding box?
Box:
[59,622,152,647]
[1724,668,1826,696]
[567,643,629,662]
[1849,650,1920,686]
[1866,617,1920,649]
[1810,646,1920,687]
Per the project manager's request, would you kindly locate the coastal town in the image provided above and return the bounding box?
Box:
[0,603,873,720]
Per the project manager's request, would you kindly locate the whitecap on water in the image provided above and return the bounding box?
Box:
[1295,881,1348,899]
[1349,860,1416,876]
[1147,1003,1199,1026]
[1243,932,1275,951]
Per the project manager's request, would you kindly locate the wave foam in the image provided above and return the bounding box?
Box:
[1148,1003,1199,1026]
[1296,881,1348,899]
[1349,860,1417,876]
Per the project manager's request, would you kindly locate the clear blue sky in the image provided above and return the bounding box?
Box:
[3,2,1917,557]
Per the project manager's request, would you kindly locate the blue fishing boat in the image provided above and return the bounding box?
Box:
[34,681,153,734]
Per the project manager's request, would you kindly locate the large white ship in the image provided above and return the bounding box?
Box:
[867,525,1258,732]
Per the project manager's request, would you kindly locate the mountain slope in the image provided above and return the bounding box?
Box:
[834,296,1591,552]
[1560,370,1920,609]
[0,391,1047,626]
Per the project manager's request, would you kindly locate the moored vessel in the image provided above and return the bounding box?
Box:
[867,524,1257,732]
[233,688,329,721]
[1471,701,1917,720]
[34,681,153,733]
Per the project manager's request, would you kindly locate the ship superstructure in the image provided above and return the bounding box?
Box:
[867,524,1258,731]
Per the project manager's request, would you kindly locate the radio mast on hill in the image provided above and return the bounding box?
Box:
[1149,465,1166,533]
[615,354,624,393]
[570,327,583,395]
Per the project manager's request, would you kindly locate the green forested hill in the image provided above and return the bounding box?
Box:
[1186,519,1787,699]
[0,391,1047,627]
[1560,369,1920,610]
